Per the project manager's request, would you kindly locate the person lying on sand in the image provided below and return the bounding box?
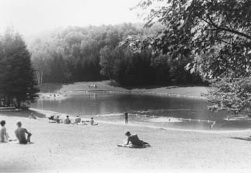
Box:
[0,120,9,143]
[15,121,32,144]
[118,131,150,148]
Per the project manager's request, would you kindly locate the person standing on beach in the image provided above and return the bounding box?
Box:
[15,121,32,144]
[124,111,128,124]
[0,120,9,143]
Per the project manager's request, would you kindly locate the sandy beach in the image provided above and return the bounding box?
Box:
[1,110,251,173]
[0,83,250,173]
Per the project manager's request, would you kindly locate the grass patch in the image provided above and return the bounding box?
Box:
[38,83,64,93]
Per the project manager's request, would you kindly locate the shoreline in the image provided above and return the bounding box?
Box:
[38,81,209,100]
[30,108,251,134]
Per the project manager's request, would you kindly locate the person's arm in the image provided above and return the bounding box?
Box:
[126,137,130,145]
[24,129,32,136]
[15,130,19,140]
[5,129,9,140]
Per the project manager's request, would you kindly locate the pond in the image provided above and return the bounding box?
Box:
[31,92,251,131]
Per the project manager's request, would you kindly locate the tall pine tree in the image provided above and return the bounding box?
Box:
[0,30,39,108]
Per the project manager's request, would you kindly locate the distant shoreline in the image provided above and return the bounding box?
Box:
[38,81,209,100]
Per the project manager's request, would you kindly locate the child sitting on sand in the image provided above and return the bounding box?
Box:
[0,120,9,143]
[90,117,98,125]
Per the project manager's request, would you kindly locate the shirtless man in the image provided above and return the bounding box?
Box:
[15,121,32,144]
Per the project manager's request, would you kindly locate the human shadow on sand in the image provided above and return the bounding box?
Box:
[230,137,251,141]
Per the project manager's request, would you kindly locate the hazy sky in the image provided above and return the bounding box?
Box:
[0,0,142,36]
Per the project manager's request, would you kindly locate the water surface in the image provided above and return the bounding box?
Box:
[31,92,251,131]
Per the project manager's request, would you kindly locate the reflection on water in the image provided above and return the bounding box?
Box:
[32,92,251,131]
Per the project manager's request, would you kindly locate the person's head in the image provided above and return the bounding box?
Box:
[91,117,93,120]
[66,115,69,118]
[17,121,22,127]
[125,131,131,137]
[0,120,6,127]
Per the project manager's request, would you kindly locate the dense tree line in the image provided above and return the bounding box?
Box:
[28,23,205,86]
[127,0,251,115]
[0,30,39,108]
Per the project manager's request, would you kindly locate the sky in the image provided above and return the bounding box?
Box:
[0,0,143,36]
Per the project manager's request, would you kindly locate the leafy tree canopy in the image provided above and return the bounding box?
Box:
[122,0,251,115]
[125,0,251,79]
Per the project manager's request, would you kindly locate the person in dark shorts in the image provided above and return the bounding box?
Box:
[125,131,149,147]
[15,121,32,144]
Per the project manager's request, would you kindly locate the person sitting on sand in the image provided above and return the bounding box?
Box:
[90,117,98,125]
[64,115,71,124]
[55,116,61,123]
[125,131,149,147]
[15,121,32,144]
[74,116,81,124]
[0,120,9,143]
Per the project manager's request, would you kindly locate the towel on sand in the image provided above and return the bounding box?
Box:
[117,143,151,148]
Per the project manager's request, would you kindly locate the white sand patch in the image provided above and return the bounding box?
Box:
[38,92,67,100]
[148,117,183,123]
[97,113,124,117]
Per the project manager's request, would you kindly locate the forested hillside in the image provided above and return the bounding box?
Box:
[28,23,204,86]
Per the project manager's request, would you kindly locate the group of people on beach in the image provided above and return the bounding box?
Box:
[0,120,32,144]
[0,110,150,148]
[49,115,98,126]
